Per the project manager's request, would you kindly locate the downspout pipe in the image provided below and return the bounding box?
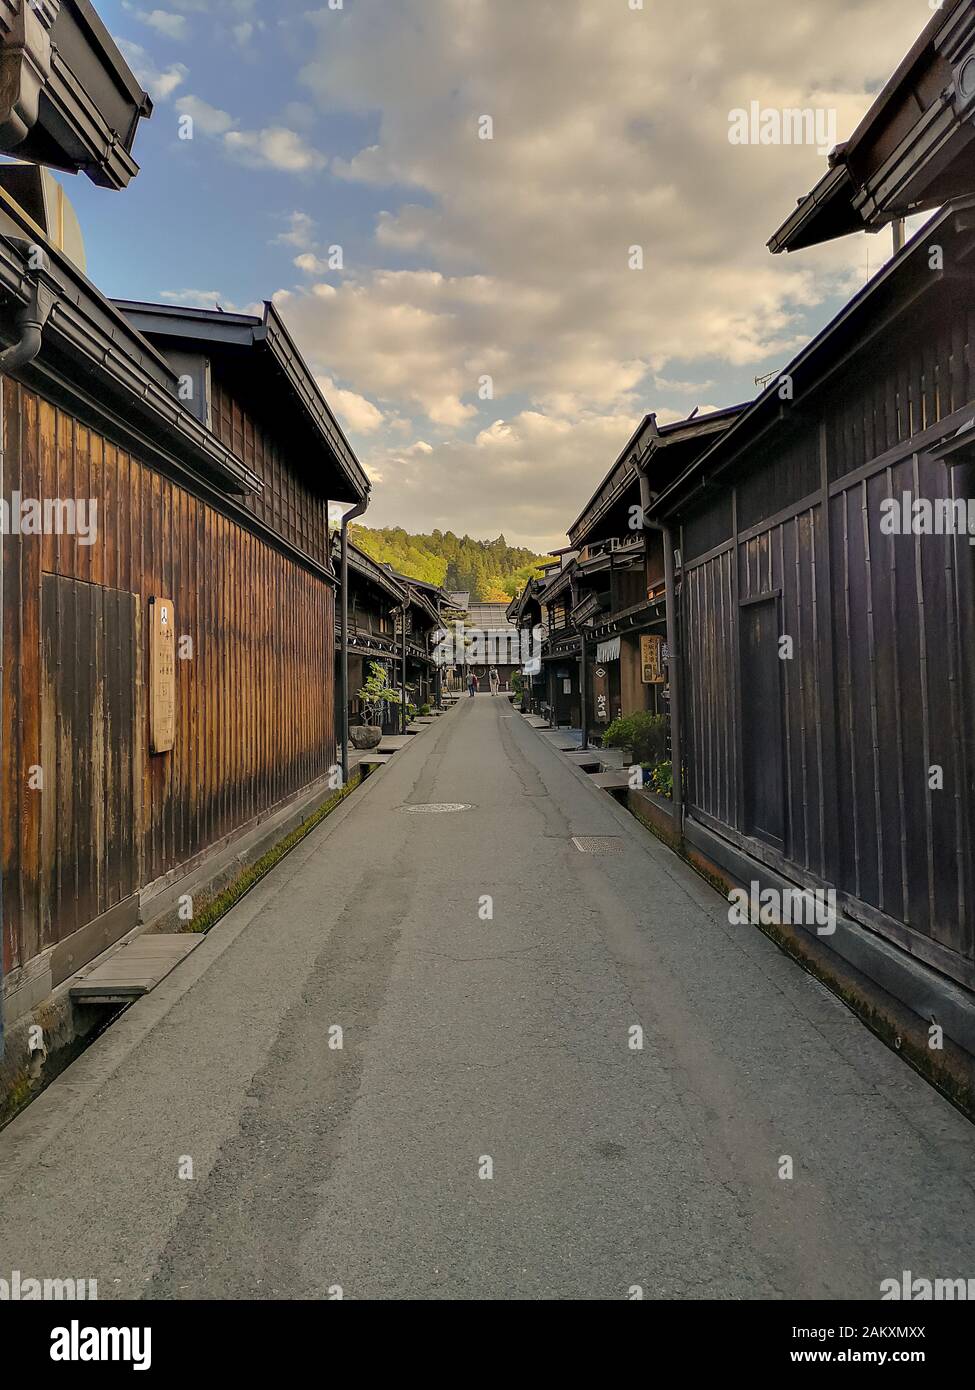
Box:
[0,271,60,373]
[340,495,369,787]
[0,266,59,1060]
[400,595,409,732]
[638,466,683,835]
[579,627,589,749]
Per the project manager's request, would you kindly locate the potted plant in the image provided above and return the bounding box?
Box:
[352,662,402,748]
[600,711,668,771]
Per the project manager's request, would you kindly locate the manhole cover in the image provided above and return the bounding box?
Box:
[400,803,473,814]
[571,836,624,855]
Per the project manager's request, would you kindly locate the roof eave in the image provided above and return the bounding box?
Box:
[0,0,151,190]
[258,302,369,503]
[652,197,975,517]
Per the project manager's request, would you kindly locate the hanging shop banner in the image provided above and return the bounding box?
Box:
[641,633,665,685]
[149,596,176,753]
[596,636,621,663]
[593,665,610,724]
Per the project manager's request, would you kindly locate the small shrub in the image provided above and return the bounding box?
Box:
[602,711,668,764]
[420,703,432,716]
[357,661,402,726]
[650,760,673,799]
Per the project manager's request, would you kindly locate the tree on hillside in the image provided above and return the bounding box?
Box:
[350,524,547,601]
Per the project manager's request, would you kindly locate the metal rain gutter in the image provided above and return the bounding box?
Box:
[0,256,63,1060]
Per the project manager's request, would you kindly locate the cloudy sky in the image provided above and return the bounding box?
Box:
[74,0,936,551]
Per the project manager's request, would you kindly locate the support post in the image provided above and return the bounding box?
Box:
[340,496,369,787]
[639,467,683,835]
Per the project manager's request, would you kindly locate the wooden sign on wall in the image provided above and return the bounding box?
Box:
[641,634,665,685]
[149,596,176,754]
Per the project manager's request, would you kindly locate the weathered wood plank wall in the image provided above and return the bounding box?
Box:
[2,379,336,977]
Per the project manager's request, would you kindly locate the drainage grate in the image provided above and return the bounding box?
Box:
[400,803,473,814]
[571,835,625,855]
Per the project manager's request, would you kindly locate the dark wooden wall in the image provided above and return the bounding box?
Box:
[211,369,331,570]
[2,379,336,978]
[679,290,975,989]
[830,451,972,963]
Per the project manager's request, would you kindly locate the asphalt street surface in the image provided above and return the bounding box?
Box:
[1,696,973,1300]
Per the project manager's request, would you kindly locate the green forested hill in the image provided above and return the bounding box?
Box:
[350,525,547,602]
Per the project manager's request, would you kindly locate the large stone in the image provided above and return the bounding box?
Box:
[350,724,382,750]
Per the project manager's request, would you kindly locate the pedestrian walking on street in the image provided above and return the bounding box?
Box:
[467,671,476,698]
[489,667,500,696]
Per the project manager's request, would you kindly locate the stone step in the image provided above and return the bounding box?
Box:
[590,771,632,791]
[70,934,202,1005]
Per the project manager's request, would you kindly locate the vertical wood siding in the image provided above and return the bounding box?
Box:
[2,380,336,977]
[40,574,140,944]
[831,453,972,959]
[680,303,975,984]
[740,505,826,879]
[210,372,331,570]
[823,299,975,484]
[684,548,736,828]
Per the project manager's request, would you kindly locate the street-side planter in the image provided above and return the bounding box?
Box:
[627,784,681,851]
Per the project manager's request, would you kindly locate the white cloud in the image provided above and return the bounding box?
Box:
[317,377,384,436]
[138,9,188,40]
[274,212,317,250]
[294,253,330,275]
[267,0,938,545]
[175,95,236,136]
[358,409,649,551]
[224,126,326,173]
[160,289,225,308]
[116,38,187,101]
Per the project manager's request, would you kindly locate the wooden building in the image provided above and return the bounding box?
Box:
[0,34,369,1024]
[650,1,975,1006]
[464,601,522,693]
[334,542,446,732]
[402,576,446,713]
[534,550,582,727]
[567,410,741,741]
[333,539,407,734]
[507,573,549,711]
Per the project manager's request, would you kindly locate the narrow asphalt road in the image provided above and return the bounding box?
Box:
[1,696,973,1300]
